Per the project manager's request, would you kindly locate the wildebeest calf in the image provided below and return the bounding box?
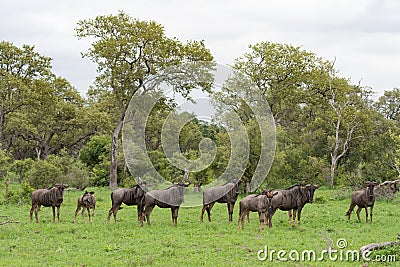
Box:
[30,184,68,223]
[237,190,278,230]
[346,181,377,223]
[74,191,96,224]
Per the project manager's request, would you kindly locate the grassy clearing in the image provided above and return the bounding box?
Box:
[0,186,399,266]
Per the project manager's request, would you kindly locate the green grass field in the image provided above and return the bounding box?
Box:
[1,186,399,266]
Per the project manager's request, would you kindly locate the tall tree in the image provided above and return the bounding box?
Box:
[0,41,52,151]
[11,77,104,159]
[219,42,330,188]
[233,41,328,126]
[76,12,214,189]
[375,88,400,123]
[325,77,367,186]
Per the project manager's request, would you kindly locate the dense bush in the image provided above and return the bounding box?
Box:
[26,160,62,189]
[2,182,34,204]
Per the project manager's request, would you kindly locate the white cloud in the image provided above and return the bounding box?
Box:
[1,0,399,95]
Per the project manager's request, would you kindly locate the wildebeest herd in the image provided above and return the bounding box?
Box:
[29,179,399,229]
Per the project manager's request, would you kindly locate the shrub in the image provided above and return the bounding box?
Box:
[27,160,62,189]
[3,182,35,204]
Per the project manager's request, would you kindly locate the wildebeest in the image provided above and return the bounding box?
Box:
[267,184,319,227]
[201,179,241,223]
[30,183,69,223]
[140,182,189,227]
[107,183,146,223]
[346,181,377,223]
[237,190,278,230]
[74,191,96,224]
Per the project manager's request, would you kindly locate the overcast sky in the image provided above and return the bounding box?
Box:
[1,0,400,98]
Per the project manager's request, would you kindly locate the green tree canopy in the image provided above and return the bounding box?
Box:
[76,11,215,189]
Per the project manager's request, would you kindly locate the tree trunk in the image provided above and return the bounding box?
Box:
[360,241,400,254]
[0,113,4,150]
[328,110,342,187]
[5,178,9,203]
[246,181,251,193]
[109,117,124,190]
[328,157,338,187]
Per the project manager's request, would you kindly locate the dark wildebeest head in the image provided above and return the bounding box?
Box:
[177,182,189,198]
[365,181,378,198]
[171,182,190,203]
[303,184,319,203]
[262,190,278,216]
[135,180,147,200]
[232,179,241,194]
[52,183,69,200]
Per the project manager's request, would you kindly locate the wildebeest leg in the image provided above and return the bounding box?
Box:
[264,212,269,228]
[82,207,87,223]
[207,203,214,222]
[137,205,144,222]
[34,205,40,223]
[237,209,241,230]
[202,203,214,222]
[237,209,247,230]
[52,206,56,223]
[143,205,154,226]
[346,203,356,220]
[369,206,373,223]
[288,210,293,226]
[107,203,120,222]
[74,204,82,224]
[265,210,273,228]
[30,204,36,222]
[364,207,368,223]
[356,207,362,222]
[258,211,265,231]
[227,203,230,222]
[171,208,175,226]
[297,208,303,225]
[227,203,235,222]
[57,206,61,223]
[201,205,206,222]
[171,207,179,226]
[231,203,236,222]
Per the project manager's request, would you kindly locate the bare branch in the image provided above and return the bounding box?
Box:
[0,220,21,225]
